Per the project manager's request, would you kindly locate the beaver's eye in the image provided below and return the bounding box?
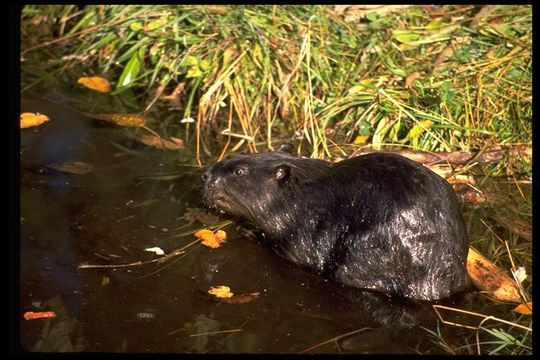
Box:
[232,167,244,177]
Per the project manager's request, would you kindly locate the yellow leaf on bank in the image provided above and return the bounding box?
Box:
[406,120,433,140]
[353,135,369,145]
[466,247,522,302]
[405,71,421,89]
[512,302,532,315]
[195,229,227,248]
[208,285,234,299]
[77,76,111,93]
[20,112,50,129]
[222,48,236,68]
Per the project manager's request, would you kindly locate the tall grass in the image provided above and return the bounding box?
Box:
[21,5,532,170]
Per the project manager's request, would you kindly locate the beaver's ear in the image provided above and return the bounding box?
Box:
[274,164,291,183]
[276,144,294,154]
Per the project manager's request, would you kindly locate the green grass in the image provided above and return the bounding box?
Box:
[21,5,531,170]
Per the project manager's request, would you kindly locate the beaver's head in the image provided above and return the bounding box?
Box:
[201,144,301,226]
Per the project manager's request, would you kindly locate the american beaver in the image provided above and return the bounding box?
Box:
[201,145,470,301]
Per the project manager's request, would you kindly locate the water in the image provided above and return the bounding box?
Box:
[18,95,531,354]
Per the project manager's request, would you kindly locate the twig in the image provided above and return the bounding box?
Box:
[77,249,185,270]
[298,327,373,354]
[432,305,532,332]
[189,329,243,337]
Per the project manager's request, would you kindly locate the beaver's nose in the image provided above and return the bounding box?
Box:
[201,172,208,183]
[201,168,212,183]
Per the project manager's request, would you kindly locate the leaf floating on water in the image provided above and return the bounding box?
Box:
[23,311,56,320]
[208,286,260,304]
[466,247,522,302]
[512,302,532,315]
[195,229,213,238]
[209,285,234,299]
[20,112,50,129]
[145,247,165,255]
[139,135,185,150]
[168,137,184,147]
[101,276,110,286]
[48,161,94,174]
[77,76,111,93]
[222,292,260,304]
[90,113,146,127]
[195,229,227,249]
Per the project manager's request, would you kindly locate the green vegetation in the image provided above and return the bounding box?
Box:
[21,5,531,168]
[20,5,532,355]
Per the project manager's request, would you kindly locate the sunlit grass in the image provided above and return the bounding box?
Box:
[21,5,531,169]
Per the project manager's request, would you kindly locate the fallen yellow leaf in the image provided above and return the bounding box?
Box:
[195,229,213,239]
[215,230,227,241]
[353,135,369,145]
[139,135,185,150]
[23,311,56,320]
[466,247,522,302]
[20,112,50,129]
[405,71,421,89]
[512,302,532,315]
[222,292,260,304]
[195,229,227,248]
[406,120,433,140]
[77,76,111,93]
[48,161,94,174]
[209,285,234,299]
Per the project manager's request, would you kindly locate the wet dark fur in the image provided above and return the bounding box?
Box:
[201,146,470,301]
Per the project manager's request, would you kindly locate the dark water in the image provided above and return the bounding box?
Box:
[18,96,530,354]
